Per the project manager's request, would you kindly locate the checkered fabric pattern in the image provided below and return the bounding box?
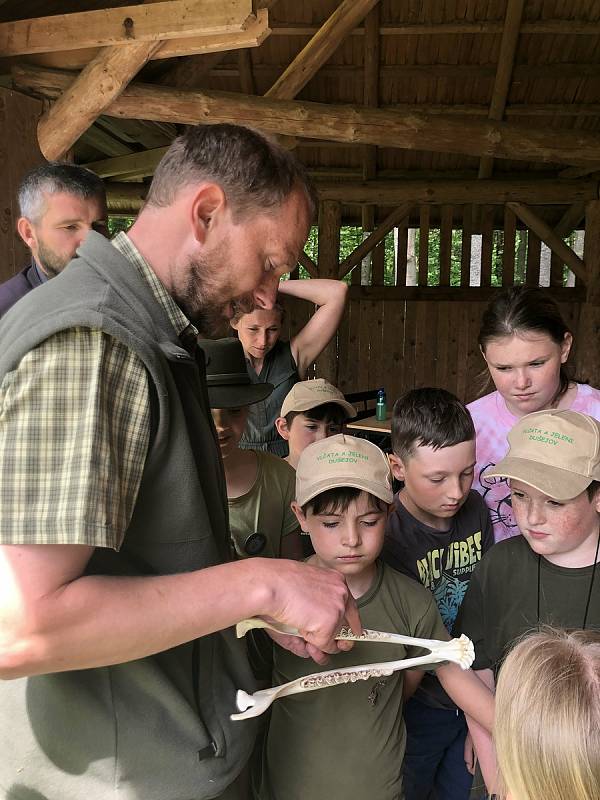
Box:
[0,233,196,549]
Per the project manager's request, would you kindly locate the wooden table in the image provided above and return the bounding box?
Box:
[346,412,392,435]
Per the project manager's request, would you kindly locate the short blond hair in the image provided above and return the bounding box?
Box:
[495,628,600,800]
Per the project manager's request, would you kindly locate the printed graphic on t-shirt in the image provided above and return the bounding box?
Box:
[477,463,517,539]
[415,531,484,628]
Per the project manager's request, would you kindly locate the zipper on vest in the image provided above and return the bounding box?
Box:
[192,639,221,760]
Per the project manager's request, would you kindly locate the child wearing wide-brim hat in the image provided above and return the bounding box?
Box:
[202,337,303,561]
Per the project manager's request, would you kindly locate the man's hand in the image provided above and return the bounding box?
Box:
[260,559,362,659]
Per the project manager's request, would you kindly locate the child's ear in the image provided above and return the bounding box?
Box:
[290,500,307,529]
[275,416,290,441]
[388,453,406,482]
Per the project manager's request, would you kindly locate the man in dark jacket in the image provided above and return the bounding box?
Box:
[0,162,108,317]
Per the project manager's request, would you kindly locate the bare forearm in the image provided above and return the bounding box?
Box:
[437,664,495,732]
[277,279,346,307]
[466,716,499,793]
[0,555,359,679]
[1,560,270,677]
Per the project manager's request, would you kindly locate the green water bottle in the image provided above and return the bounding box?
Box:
[376,388,387,421]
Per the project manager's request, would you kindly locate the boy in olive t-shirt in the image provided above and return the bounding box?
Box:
[256,434,495,800]
[203,337,303,560]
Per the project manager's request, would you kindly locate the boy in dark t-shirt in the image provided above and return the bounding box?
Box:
[456,409,600,794]
[382,388,494,800]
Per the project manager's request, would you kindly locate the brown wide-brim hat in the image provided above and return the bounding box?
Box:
[484,409,600,501]
[200,337,273,409]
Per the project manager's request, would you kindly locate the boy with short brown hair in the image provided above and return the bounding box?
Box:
[275,378,356,468]
[382,388,494,800]
[256,433,495,800]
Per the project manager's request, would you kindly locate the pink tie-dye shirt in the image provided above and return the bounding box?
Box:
[468,383,600,542]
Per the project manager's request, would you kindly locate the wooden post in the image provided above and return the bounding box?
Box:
[0,88,45,283]
[575,200,600,385]
[316,200,342,384]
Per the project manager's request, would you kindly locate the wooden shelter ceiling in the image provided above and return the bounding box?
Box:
[2,0,600,227]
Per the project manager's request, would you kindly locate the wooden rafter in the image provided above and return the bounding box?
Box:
[361,3,380,233]
[38,41,163,160]
[0,0,256,55]
[238,48,256,95]
[211,62,600,81]
[554,202,586,238]
[316,180,598,205]
[478,0,524,179]
[298,250,318,279]
[507,202,587,284]
[14,66,600,169]
[88,147,169,179]
[267,20,600,37]
[265,0,380,100]
[103,178,598,209]
[5,10,270,70]
[338,203,413,280]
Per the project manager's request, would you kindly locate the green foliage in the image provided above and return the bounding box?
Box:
[107,217,134,236]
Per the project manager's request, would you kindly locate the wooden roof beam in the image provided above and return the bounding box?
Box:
[339,203,413,280]
[265,0,381,100]
[15,64,600,168]
[361,3,380,234]
[38,41,163,160]
[104,177,599,207]
[0,0,257,56]
[268,21,600,36]
[4,10,269,71]
[317,180,599,206]
[478,0,524,180]
[508,201,587,284]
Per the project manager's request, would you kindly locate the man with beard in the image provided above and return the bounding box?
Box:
[0,124,360,800]
[0,162,108,317]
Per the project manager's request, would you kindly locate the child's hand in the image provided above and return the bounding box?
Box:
[464,732,477,775]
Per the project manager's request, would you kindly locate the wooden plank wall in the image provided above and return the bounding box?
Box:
[334,297,581,405]
[285,200,587,404]
[0,88,45,282]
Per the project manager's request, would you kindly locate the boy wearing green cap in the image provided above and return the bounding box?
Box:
[456,409,600,793]
[255,434,495,800]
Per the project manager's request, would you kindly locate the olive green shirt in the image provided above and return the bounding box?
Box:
[257,562,448,800]
[228,450,298,558]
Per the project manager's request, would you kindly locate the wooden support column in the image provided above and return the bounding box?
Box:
[478,0,524,178]
[576,201,600,385]
[0,88,45,282]
[316,200,342,383]
[507,202,587,284]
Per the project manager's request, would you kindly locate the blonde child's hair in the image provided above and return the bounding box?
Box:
[495,628,600,800]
